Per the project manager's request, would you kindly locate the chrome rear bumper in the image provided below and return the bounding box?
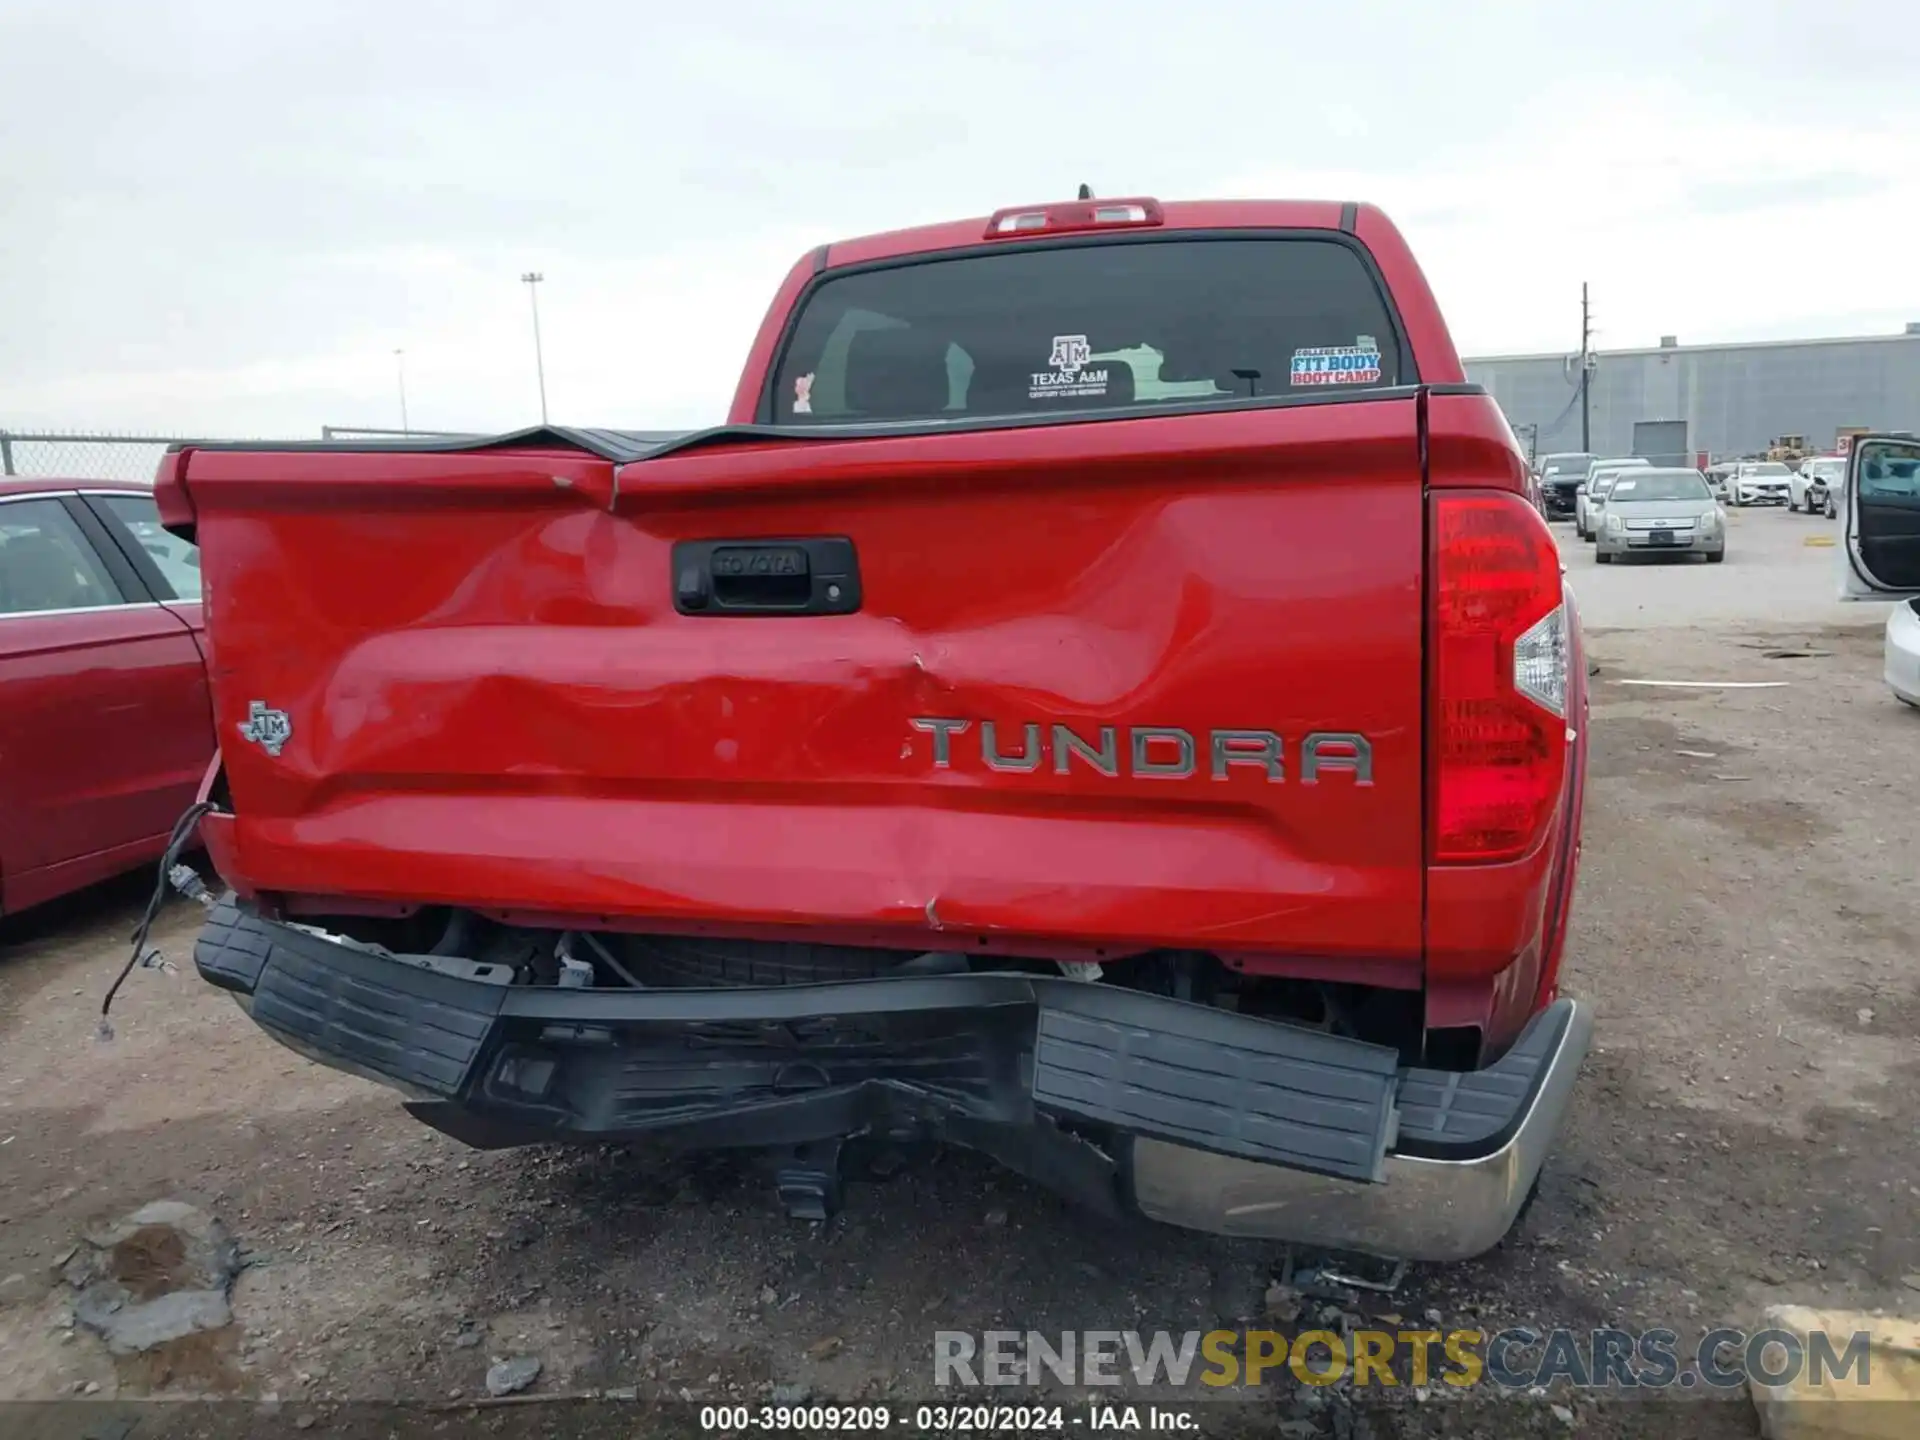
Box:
[1131,998,1593,1262]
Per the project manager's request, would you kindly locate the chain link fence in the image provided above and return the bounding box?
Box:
[1,426,490,483]
[0,431,206,483]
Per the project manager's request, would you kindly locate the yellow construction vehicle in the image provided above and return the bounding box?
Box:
[1766,435,1806,466]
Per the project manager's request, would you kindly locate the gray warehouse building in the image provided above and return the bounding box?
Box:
[1465,326,1920,463]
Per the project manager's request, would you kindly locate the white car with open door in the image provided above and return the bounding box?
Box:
[1839,436,1920,707]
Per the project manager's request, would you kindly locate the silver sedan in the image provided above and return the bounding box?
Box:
[1594,468,1726,564]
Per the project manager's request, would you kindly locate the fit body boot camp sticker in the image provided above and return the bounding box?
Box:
[1290,336,1382,387]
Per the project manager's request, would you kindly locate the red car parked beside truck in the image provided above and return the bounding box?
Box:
[0,479,213,917]
[157,196,1591,1261]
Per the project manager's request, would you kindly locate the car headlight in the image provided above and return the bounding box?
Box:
[1702,508,1721,530]
[1605,513,1625,533]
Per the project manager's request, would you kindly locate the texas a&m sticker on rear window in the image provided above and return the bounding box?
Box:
[1290,336,1382,387]
[1030,334,1110,401]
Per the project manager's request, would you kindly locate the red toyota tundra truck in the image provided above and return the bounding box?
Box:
[156,196,1590,1262]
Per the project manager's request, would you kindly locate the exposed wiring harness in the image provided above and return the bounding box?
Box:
[98,801,213,1041]
[556,928,647,989]
[581,929,645,989]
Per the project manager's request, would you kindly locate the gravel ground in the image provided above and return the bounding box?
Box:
[1,505,1913,1439]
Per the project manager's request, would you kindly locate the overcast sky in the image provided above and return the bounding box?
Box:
[3,0,1915,438]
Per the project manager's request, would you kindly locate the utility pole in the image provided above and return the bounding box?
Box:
[1579,282,1594,453]
[394,349,410,435]
[521,271,549,424]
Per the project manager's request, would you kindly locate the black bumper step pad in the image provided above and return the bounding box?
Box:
[1031,983,1401,1183]
[197,905,501,1097]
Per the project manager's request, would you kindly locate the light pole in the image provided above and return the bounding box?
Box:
[520,271,549,424]
[394,348,410,434]
[1579,282,1593,454]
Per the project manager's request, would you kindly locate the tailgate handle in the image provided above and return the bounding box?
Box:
[672,537,862,617]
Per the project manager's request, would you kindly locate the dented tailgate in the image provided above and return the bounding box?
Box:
[184,396,1426,965]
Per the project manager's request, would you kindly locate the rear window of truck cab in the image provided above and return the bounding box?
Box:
[769,237,1407,426]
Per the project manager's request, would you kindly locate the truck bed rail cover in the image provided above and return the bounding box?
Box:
[174,426,703,463]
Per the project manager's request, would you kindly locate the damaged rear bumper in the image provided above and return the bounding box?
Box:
[195,903,1591,1262]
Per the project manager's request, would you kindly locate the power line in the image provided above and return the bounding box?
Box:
[1536,374,1587,442]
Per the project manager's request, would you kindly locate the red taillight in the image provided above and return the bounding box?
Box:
[984,197,1164,239]
[1430,491,1570,864]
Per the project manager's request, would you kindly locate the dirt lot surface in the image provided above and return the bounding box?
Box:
[2,506,1915,1438]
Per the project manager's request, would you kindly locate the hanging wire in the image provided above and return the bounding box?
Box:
[98,802,213,1040]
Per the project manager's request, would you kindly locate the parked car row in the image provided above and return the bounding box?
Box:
[1585,467,1727,564]
[1574,457,1651,539]
[1523,454,1730,563]
[0,479,214,918]
[1530,455,1730,562]
[1527,437,1917,713]
[1535,453,1849,520]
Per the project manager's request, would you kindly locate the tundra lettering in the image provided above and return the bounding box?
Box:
[912,718,1375,784]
